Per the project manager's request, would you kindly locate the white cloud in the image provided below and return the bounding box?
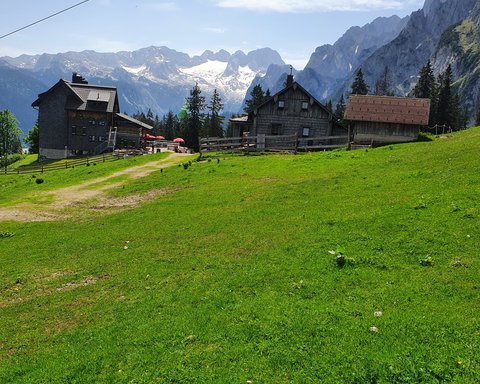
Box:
[215,0,424,13]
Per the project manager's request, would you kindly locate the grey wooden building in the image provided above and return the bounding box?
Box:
[344,95,430,145]
[32,73,152,160]
[230,75,345,139]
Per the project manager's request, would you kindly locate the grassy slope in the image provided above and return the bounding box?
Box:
[0,130,479,383]
[0,152,170,207]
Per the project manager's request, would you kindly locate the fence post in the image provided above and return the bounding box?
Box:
[347,125,351,150]
[294,132,298,154]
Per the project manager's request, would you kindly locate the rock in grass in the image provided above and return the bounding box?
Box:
[369,326,379,333]
[374,311,383,317]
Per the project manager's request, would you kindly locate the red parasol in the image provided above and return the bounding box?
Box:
[173,137,185,143]
[156,135,165,140]
[145,133,155,139]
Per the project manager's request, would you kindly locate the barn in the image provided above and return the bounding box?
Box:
[344,95,430,145]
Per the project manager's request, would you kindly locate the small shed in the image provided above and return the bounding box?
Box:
[344,95,430,144]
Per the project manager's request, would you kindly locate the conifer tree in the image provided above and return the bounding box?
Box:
[207,89,225,137]
[412,60,437,126]
[325,100,333,113]
[351,68,369,95]
[437,65,454,128]
[374,66,394,96]
[184,83,205,151]
[164,111,178,140]
[334,95,346,124]
[244,84,266,114]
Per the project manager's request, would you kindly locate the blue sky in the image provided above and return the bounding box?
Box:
[1,0,425,68]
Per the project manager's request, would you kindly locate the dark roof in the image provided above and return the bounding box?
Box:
[32,79,118,113]
[68,82,118,113]
[344,95,430,126]
[116,113,153,130]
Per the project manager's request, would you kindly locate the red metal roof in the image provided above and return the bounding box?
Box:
[344,95,430,126]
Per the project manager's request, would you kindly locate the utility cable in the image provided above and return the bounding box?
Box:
[0,0,91,40]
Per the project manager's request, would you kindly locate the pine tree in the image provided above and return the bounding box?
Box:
[207,89,225,137]
[164,111,178,140]
[351,68,369,95]
[412,60,437,126]
[334,95,346,124]
[437,65,454,128]
[325,100,333,113]
[244,84,266,114]
[184,83,205,151]
[374,66,394,96]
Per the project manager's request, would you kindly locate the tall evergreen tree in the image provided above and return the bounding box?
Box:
[334,95,346,124]
[207,89,225,137]
[164,111,178,140]
[325,100,333,113]
[351,68,369,95]
[437,64,454,128]
[374,66,394,96]
[184,83,205,151]
[244,84,267,114]
[412,60,437,126]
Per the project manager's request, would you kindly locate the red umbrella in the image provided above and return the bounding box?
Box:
[156,135,165,140]
[145,133,155,139]
[173,137,185,143]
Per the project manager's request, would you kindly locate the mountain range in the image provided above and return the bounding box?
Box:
[252,0,480,122]
[0,47,284,134]
[2,0,480,135]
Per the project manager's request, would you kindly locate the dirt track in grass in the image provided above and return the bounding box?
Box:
[0,152,192,222]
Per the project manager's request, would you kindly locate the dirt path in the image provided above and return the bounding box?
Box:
[0,152,193,222]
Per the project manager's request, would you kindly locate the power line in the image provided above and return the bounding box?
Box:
[0,0,91,40]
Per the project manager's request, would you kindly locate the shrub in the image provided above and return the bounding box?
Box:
[35,178,44,184]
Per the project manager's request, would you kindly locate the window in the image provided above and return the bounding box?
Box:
[302,127,310,137]
[82,127,87,136]
[278,100,285,109]
[301,101,309,110]
[271,123,282,135]
[71,125,77,135]
[88,135,96,142]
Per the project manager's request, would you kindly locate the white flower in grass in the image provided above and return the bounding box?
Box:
[369,326,379,333]
[374,311,383,317]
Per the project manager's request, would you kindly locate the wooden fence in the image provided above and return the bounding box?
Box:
[2,153,118,175]
[200,134,350,153]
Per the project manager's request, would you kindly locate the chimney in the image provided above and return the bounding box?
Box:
[72,72,88,84]
[286,65,294,87]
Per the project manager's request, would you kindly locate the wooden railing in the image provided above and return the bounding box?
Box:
[200,134,350,153]
[2,153,118,175]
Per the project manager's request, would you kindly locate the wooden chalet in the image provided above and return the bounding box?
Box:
[32,73,152,160]
[230,75,346,140]
[344,95,430,145]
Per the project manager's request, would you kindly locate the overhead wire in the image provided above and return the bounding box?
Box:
[0,0,91,40]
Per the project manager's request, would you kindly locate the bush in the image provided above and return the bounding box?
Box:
[35,178,44,184]
[0,153,24,168]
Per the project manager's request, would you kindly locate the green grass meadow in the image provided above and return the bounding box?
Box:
[0,130,479,382]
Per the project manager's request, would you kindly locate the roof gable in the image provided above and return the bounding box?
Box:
[32,79,82,107]
[253,81,334,118]
[344,95,430,126]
